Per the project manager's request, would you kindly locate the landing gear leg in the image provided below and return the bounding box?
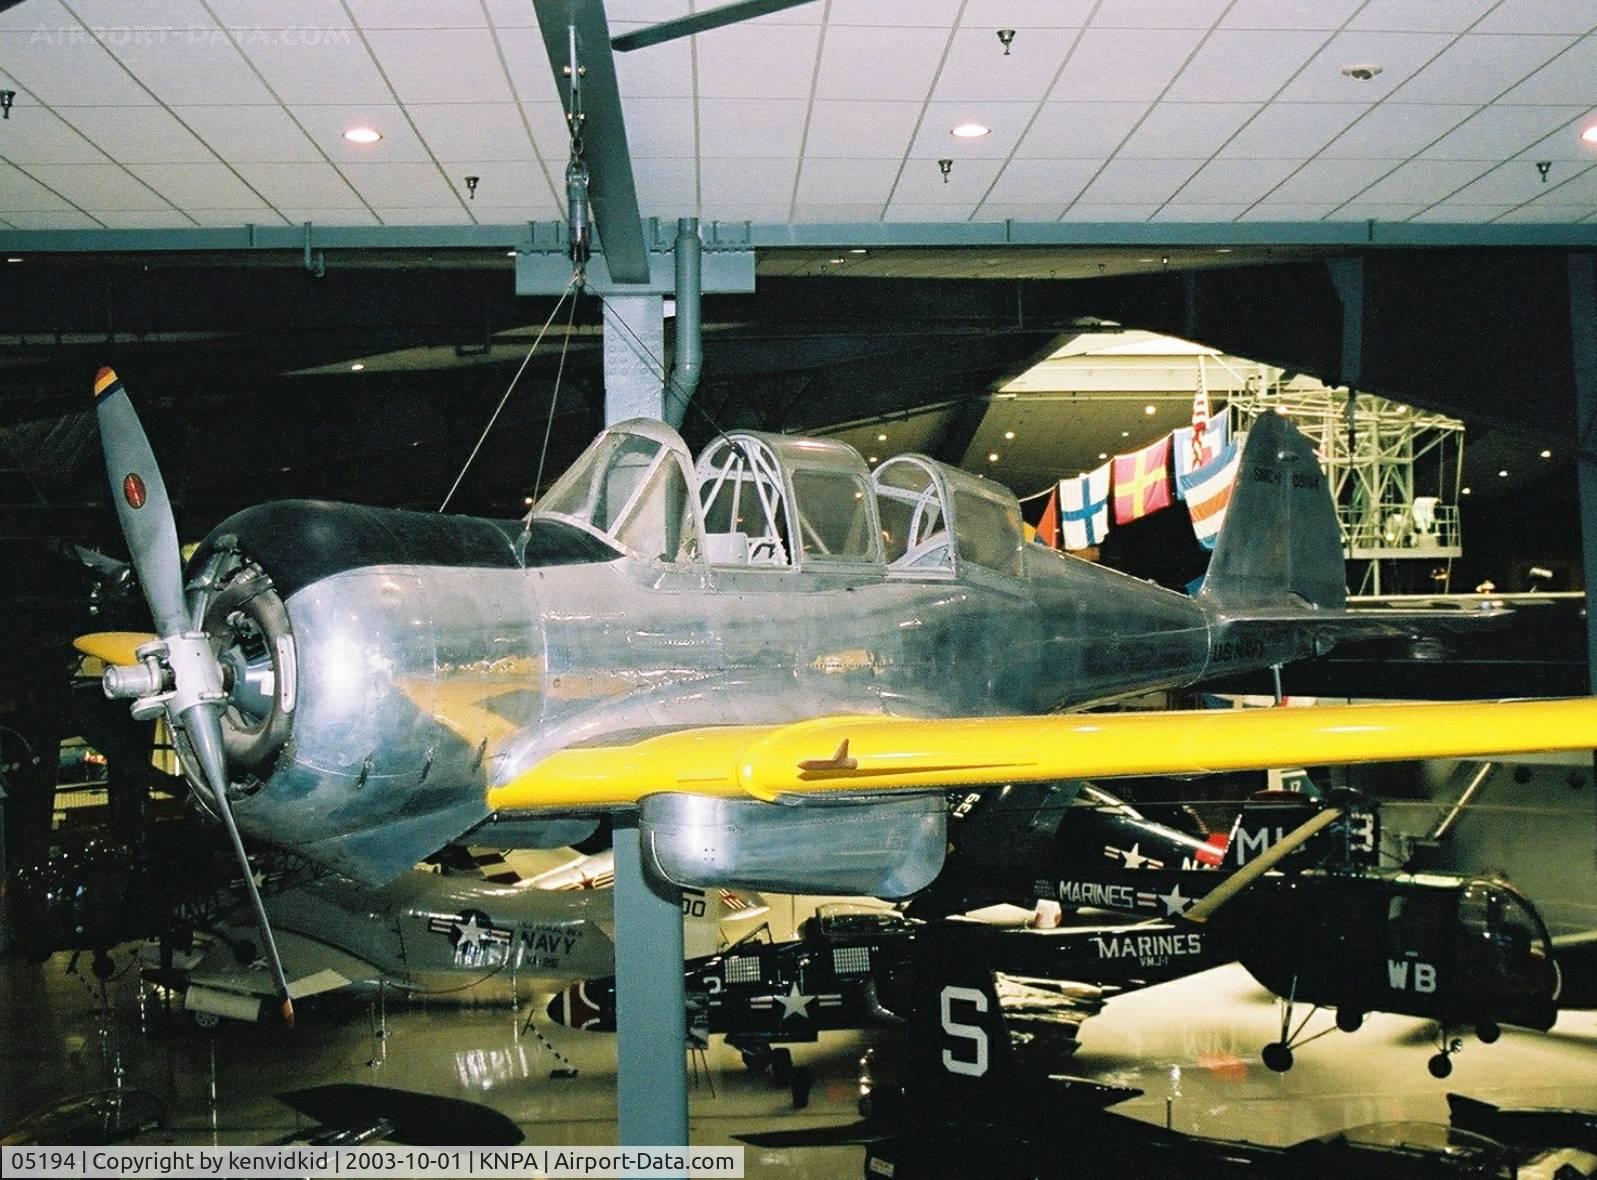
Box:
[1262,977,1329,1073]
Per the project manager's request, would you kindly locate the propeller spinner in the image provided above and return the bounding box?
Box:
[90,367,296,1027]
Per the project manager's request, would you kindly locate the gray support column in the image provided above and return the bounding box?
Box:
[603,294,666,423]
[666,218,702,430]
[1569,253,1597,695]
[611,815,688,1148]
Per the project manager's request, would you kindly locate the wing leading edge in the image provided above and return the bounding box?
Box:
[487,697,1597,810]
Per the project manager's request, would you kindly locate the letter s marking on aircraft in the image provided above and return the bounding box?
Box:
[940,985,989,1077]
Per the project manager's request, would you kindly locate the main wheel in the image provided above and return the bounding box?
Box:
[770,1047,793,1085]
[739,1046,771,1074]
[1336,1008,1364,1033]
[1427,1053,1453,1079]
[1262,1042,1294,1073]
[1476,1022,1501,1044]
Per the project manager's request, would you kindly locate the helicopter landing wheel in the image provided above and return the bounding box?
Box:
[1261,1042,1294,1073]
[1427,1052,1453,1079]
[1476,1021,1501,1044]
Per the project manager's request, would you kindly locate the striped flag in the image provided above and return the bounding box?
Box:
[1060,462,1111,550]
[1177,436,1241,550]
[1173,413,1229,498]
[1113,435,1172,525]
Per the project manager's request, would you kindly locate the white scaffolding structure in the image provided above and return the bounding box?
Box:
[1230,378,1467,595]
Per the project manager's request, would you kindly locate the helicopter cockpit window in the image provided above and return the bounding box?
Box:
[534,422,702,563]
[1458,880,1550,995]
[696,436,793,567]
[873,457,952,572]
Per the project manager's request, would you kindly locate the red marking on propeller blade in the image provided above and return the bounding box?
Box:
[123,472,147,510]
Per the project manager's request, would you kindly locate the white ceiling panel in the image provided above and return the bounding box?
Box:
[481,0,536,28]
[1165,30,1330,103]
[127,162,267,209]
[347,1,486,28]
[3,208,101,227]
[0,105,107,164]
[1171,157,1300,204]
[337,161,459,208]
[27,163,170,210]
[232,161,366,208]
[834,1,962,26]
[1058,202,1159,220]
[1391,34,1577,104]
[472,201,559,221]
[439,159,551,207]
[610,24,693,99]
[815,25,951,102]
[1239,201,1339,219]
[1074,157,1203,205]
[1054,27,1204,102]
[980,157,1098,204]
[0,0,73,31]
[1511,109,1597,159]
[1500,34,1597,103]
[803,100,923,158]
[239,27,390,104]
[100,32,276,107]
[91,209,199,228]
[1092,0,1230,28]
[621,96,695,156]
[369,205,475,224]
[1411,203,1517,220]
[890,157,1002,204]
[1218,102,1367,158]
[697,22,821,100]
[68,1,214,28]
[169,105,321,162]
[0,30,158,106]
[1016,101,1150,158]
[700,201,790,220]
[0,163,79,212]
[933,25,1073,103]
[702,157,799,206]
[1325,201,1426,219]
[958,1,1092,28]
[796,157,902,205]
[1476,0,1597,35]
[1493,201,1593,221]
[63,105,215,164]
[1267,156,1407,204]
[494,26,565,103]
[1117,102,1259,159]
[1421,104,1585,159]
[276,205,379,224]
[879,202,980,221]
[1152,203,1251,220]
[1319,104,1475,158]
[409,103,536,162]
[1221,0,1362,29]
[605,2,692,23]
[790,202,888,220]
[979,201,1069,219]
[1351,158,1493,203]
[290,104,431,163]
[364,29,515,104]
[698,98,807,157]
[907,101,1037,158]
[1523,165,1597,203]
[1347,0,1497,33]
[1278,31,1453,102]
[1443,159,1567,203]
[630,157,697,209]
[179,206,286,226]
[521,102,573,157]
[207,2,354,29]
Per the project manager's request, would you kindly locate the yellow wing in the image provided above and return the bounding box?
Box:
[487,696,1597,810]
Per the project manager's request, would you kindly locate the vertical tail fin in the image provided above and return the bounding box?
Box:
[1200,413,1346,610]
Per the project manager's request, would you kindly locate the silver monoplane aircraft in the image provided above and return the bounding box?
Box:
[80,366,1597,1022]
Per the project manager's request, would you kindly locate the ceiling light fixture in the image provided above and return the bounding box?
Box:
[987,452,999,463]
[1582,124,1597,145]
[523,496,534,506]
[1098,452,1108,460]
[1143,404,1156,415]
[343,126,382,144]
[350,362,365,371]
[952,122,991,139]
[849,248,868,255]
[828,257,845,264]
[1498,469,1509,477]
[1003,430,1015,440]
[5,256,20,263]
[1540,449,1552,458]
[1461,486,1471,495]
[505,250,518,258]
[1120,430,1130,438]
[876,432,888,442]
[1340,63,1383,82]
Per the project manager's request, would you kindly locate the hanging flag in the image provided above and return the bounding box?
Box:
[1036,484,1061,548]
[1178,436,1241,550]
[1060,462,1111,550]
[1113,435,1172,525]
[1173,413,1231,497]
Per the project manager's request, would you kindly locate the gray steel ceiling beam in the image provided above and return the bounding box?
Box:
[5,221,1597,255]
[611,0,819,51]
[534,0,649,283]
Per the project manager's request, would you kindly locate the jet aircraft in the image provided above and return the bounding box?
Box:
[79,366,1597,1020]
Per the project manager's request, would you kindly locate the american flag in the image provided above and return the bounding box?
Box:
[1190,360,1210,470]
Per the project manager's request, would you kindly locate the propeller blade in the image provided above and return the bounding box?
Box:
[1184,807,1343,924]
[611,0,819,51]
[186,700,296,1028]
[91,368,188,638]
[73,631,158,667]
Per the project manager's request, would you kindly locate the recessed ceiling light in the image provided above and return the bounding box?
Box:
[1540,448,1552,458]
[1215,248,1233,254]
[506,250,518,257]
[350,362,365,371]
[1340,63,1383,82]
[849,248,868,255]
[523,496,534,506]
[1098,452,1108,460]
[876,432,888,442]
[1003,430,1015,440]
[828,257,845,264]
[1461,486,1472,495]
[5,256,20,263]
[987,452,999,462]
[867,455,878,464]
[1582,125,1597,145]
[343,126,382,144]
[952,122,991,139]
[1498,469,1509,477]
[1143,404,1156,415]
[1121,430,1130,438]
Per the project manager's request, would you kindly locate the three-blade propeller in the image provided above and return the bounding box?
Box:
[90,367,296,1028]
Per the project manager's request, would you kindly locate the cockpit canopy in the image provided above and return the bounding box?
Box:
[534,419,1027,578]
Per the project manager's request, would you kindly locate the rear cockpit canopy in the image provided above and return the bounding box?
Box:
[534,418,1026,578]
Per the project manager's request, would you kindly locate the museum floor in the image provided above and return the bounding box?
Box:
[3,952,1595,1175]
